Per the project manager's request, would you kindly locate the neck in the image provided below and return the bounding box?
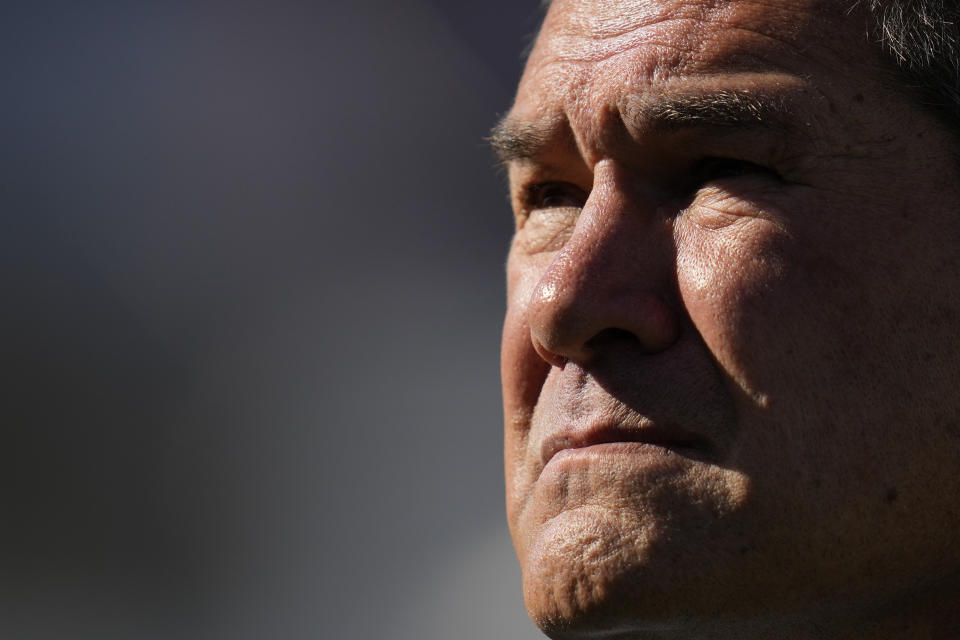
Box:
[572,576,960,640]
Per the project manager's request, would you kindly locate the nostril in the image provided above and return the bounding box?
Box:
[585,327,646,354]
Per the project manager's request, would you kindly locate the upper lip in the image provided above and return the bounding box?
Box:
[540,421,710,469]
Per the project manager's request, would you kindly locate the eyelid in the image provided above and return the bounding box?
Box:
[511,156,784,225]
[690,156,787,189]
[690,156,784,187]
[521,181,588,211]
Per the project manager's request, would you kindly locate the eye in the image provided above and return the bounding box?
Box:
[523,181,587,211]
[690,157,782,187]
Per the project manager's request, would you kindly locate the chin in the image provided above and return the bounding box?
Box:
[518,508,695,638]
[523,568,690,640]
[514,494,776,640]
[511,456,757,637]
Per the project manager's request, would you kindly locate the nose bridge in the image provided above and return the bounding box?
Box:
[526,163,679,366]
[566,166,637,273]
[537,176,631,308]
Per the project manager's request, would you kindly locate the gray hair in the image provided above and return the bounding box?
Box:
[866,0,960,127]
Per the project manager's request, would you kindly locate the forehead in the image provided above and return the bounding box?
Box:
[513,0,862,138]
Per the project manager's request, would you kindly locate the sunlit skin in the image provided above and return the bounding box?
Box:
[496,0,960,638]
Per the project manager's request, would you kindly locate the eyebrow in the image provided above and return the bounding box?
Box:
[638,90,790,132]
[487,117,556,166]
[488,90,793,166]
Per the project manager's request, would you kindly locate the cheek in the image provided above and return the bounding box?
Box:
[502,249,553,419]
[502,248,552,532]
[502,241,562,383]
[673,217,790,396]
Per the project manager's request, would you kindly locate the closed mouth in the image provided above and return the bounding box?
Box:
[540,423,712,471]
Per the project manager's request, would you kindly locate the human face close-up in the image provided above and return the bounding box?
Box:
[498,0,960,637]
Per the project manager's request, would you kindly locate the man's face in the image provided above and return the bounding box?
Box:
[499,0,960,635]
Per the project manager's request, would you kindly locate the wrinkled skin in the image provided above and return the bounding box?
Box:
[498,0,960,638]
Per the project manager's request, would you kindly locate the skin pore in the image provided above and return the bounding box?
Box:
[497,0,960,638]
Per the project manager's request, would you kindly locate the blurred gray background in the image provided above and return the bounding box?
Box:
[1,1,547,638]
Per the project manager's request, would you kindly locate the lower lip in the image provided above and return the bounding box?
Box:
[542,441,697,476]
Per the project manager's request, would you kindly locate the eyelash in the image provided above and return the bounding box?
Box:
[522,182,587,211]
[521,157,782,213]
[689,157,782,186]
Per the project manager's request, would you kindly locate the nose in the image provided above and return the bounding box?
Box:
[526,168,680,367]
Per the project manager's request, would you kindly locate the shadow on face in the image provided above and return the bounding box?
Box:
[497,0,960,637]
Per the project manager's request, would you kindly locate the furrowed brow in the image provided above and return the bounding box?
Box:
[488,91,798,169]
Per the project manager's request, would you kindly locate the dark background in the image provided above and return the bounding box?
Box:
[1,1,547,637]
